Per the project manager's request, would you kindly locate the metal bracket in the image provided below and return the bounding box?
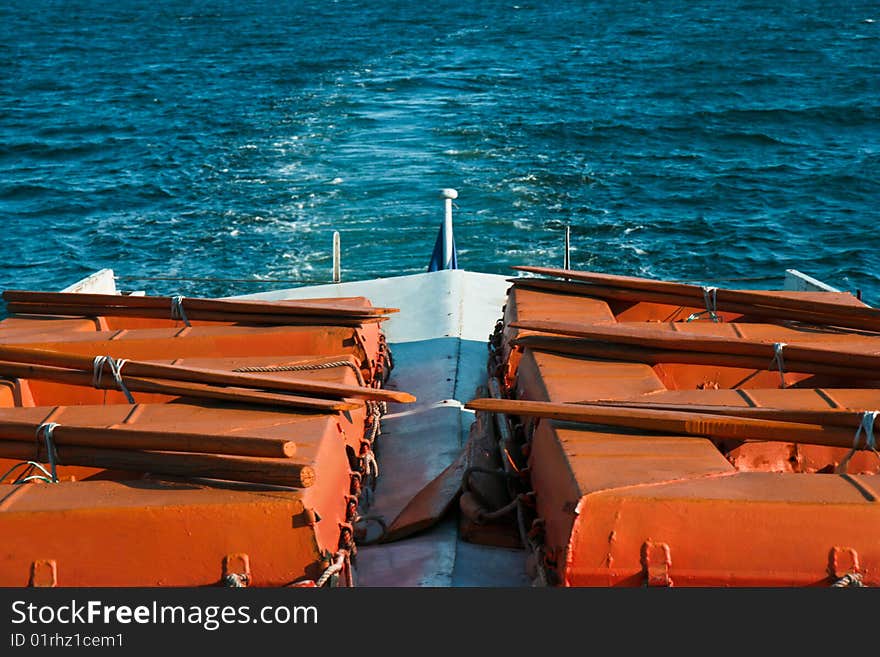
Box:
[291,508,320,528]
[222,553,251,587]
[829,546,860,579]
[641,541,673,587]
[352,330,374,373]
[30,559,57,587]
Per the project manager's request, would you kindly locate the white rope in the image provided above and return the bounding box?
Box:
[770,342,787,388]
[35,422,60,483]
[854,411,878,451]
[836,410,879,474]
[170,295,190,326]
[364,449,379,479]
[92,355,135,403]
[366,414,380,444]
[0,460,54,485]
[223,573,249,588]
[831,573,865,588]
[381,399,473,420]
[315,551,347,587]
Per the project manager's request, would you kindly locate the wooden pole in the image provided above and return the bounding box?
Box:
[2,290,397,318]
[4,302,385,327]
[510,319,880,370]
[464,398,878,451]
[511,266,878,330]
[0,420,296,458]
[573,400,877,428]
[0,345,415,404]
[0,361,362,412]
[509,278,880,332]
[512,335,880,381]
[0,441,315,487]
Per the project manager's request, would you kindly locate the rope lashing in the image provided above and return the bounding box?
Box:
[223,573,249,588]
[836,410,879,474]
[315,551,348,587]
[170,295,191,327]
[234,360,366,386]
[364,400,386,445]
[235,360,385,447]
[35,422,60,483]
[0,460,55,485]
[364,449,379,479]
[366,410,381,444]
[686,286,720,322]
[770,342,787,388]
[831,573,865,588]
[92,355,135,404]
[854,410,878,452]
[235,361,385,474]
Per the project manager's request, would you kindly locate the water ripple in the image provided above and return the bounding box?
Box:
[0,0,877,302]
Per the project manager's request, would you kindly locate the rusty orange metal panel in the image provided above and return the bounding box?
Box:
[0,401,368,485]
[527,420,735,578]
[0,324,368,361]
[500,287,616,387]
[0,481,325,586]
[611,301,742,323]
[0,293,394,588]
[567,472,880,586]
[651,362,817,391]
[0,402,366,449]
[497,281,880,586]
[514,349,666,403]
[612,388,880,474]
[0,413,352,586]
[0,317,101,339]
[617,319,880,352]
[0,381,17,408]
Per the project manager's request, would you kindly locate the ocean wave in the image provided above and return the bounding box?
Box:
[693,104,879,127]
[0,141,106,160]
[0,0,877,300]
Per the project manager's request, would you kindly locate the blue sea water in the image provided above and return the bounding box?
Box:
[1,0,878,301]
